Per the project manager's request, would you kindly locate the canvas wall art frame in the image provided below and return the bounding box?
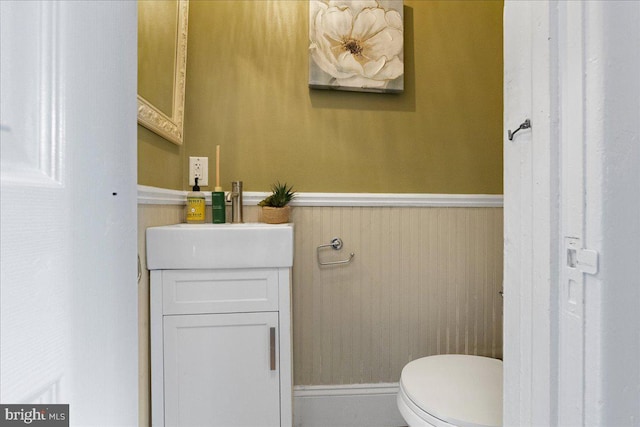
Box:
[309,0,404,94]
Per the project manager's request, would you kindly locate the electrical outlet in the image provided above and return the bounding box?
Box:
[189,156,209,186]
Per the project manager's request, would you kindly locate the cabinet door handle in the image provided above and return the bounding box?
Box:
[269,327,276,371]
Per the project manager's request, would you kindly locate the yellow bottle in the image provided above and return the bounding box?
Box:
[186,177,205,224]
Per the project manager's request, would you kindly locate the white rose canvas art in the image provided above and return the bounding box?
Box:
[309,0,404,93]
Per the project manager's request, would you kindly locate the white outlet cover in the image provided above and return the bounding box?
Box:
[189,156,209,186]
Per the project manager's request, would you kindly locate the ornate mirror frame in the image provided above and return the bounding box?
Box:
[137,0,188,146]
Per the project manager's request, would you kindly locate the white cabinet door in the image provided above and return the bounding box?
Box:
[163,312,280,427]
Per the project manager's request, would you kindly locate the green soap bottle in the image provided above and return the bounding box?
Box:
[212,186,226,223]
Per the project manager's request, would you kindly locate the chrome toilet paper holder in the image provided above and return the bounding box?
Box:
[316,237,355,266]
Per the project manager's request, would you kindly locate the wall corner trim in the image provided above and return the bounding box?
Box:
[138,185,504,207]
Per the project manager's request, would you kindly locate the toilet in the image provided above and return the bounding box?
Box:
[397,354,503,427]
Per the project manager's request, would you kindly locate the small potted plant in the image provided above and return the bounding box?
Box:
[258,181,296,224]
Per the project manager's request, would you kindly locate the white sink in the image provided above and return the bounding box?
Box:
[146,223,294,270]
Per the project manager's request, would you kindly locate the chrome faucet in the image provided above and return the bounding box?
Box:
[228,181,243,223]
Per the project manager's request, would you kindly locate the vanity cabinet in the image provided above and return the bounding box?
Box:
[149,266,293,427]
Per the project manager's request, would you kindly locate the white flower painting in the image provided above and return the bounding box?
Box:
[309,0,404,93]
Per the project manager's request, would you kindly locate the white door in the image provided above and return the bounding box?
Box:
[0,1,138,424]
[163,312,280,427]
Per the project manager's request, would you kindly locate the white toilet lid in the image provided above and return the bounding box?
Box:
[400,354,503,427]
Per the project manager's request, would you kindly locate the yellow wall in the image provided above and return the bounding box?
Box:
[139,0,503,193]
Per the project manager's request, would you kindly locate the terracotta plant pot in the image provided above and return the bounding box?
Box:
[261,206,291,224]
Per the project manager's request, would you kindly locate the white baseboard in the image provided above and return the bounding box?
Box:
[293,383,407,427]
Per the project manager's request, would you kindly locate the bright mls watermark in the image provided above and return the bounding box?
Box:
[0,405,68,426]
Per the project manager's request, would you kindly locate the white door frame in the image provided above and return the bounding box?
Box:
[504,1,640,425]
[503,2,557,425]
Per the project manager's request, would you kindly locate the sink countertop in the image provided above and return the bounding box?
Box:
[146,223,294,270]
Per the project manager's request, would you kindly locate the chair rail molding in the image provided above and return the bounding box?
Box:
[137,185,503,207]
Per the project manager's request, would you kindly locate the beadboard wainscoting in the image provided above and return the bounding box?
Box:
[290,205,503,386]
[137,186,503,427]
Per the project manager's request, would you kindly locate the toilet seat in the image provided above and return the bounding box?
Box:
[398,384,459,427]
[398,354,503,427]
